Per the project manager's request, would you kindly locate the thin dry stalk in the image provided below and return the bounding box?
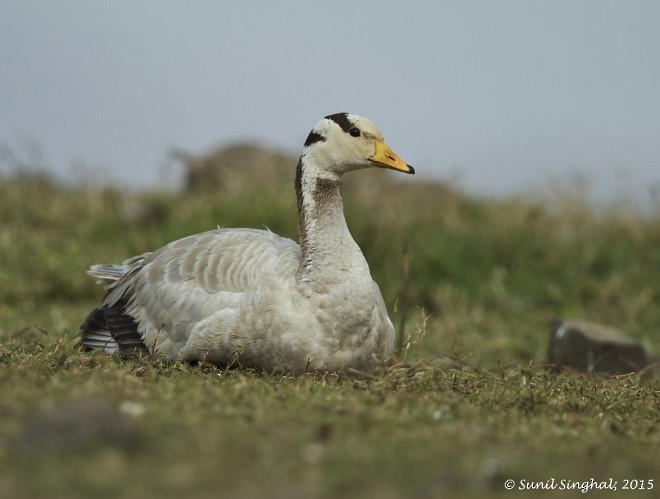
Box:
[397,239,410,352]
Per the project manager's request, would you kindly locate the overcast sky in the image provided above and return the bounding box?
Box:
[1,1,658,207]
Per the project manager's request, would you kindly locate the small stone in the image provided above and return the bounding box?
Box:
[548,319,657,375]
[12,397,139,454]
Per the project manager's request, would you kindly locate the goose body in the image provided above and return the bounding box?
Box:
[80,113,414,373]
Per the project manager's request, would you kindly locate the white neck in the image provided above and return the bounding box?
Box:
[295,155,370,289]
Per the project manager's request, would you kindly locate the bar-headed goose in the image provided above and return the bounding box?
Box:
[80,113,414,373]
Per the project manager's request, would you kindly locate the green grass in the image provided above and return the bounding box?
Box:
[1,171,659,498]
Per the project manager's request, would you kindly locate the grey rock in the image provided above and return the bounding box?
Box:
[548,319,657,375]
[12,397,139,454]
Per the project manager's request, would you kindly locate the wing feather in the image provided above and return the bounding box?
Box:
[84,228,300,359]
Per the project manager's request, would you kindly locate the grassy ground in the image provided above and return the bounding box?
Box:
[1,170,659,498]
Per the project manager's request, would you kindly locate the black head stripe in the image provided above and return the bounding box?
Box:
[325,113,354,134]
[304,130,326,147]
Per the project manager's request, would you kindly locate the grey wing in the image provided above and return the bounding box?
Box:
[81,228,300,357]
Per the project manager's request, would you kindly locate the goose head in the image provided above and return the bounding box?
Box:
[301,113,415,178]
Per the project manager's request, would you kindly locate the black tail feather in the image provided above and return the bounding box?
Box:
[80,300,148,356]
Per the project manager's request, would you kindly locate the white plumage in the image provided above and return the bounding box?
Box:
[80,113,414,373]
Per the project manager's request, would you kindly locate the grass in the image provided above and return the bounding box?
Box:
[1,169,659,498]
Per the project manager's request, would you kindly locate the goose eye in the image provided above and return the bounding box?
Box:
[349,128,361,137]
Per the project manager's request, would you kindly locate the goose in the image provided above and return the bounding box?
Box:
[80,113,414,374]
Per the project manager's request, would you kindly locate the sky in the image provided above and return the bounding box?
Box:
[1,1,659,208]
